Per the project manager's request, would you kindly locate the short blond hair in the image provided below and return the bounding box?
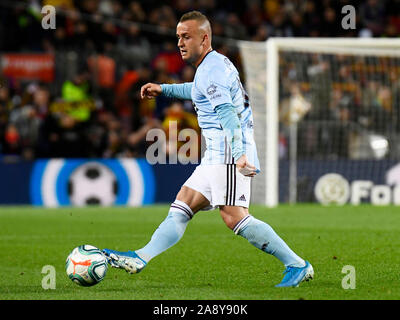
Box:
[179,11,212,35]
[179,10,209,24]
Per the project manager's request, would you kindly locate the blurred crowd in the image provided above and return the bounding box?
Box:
[0,0,399,160]
[279,52,400,160]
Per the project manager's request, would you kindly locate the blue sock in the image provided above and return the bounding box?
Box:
[235,215,305,268]
[136,200,193,262]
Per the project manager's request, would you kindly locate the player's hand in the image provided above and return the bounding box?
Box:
[236,154,258,177]
[140,83,162,99]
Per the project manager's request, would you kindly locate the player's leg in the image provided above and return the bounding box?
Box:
[219,205,306,267]
[219,205,313,287]
[133,186,210,263]
[103,166,211,274]
[214,164,313,287]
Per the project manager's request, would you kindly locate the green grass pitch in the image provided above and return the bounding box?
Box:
[0,204,399,300]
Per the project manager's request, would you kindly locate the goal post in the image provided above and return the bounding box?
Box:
[265,39,279,208]
[238,38,400,207]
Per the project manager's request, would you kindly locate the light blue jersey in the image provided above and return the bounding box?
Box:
[162,50,260,170]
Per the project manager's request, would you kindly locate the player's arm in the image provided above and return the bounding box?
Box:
[200,65,248,164]
[200,67,241,158]
[161,82,192,100]
[215,103,244,161]
[215,103,257,177]
[140,82,193,100]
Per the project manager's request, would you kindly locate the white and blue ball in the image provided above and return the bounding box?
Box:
[65,245,108,287]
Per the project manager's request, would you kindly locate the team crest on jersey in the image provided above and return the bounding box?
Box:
[206,84,217,95]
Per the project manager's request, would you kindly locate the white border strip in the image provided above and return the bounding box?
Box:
[119,159,144,206]
[41,159,64,207]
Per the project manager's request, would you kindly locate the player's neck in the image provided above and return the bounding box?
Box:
[194,47,213,68]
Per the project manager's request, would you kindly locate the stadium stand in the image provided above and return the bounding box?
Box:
[0,0,399,159]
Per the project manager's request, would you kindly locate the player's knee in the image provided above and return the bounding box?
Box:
[221,214,236,230]
[219,206,248,230]
[176,186,209,213]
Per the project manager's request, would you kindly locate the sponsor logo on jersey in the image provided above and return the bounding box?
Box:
[206,84,217,95]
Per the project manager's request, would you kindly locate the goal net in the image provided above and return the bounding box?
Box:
[239,38,400,206]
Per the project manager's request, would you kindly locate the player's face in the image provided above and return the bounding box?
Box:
[176,20,206,65]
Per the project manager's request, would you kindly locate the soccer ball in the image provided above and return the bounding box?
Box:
[65,245,108,286]
[68,162,118,206]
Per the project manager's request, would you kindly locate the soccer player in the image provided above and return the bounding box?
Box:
[103,11,313,287]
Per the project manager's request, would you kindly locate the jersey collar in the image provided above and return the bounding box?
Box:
[196,49,214,68]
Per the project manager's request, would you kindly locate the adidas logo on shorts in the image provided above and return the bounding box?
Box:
[239,194,246,201]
